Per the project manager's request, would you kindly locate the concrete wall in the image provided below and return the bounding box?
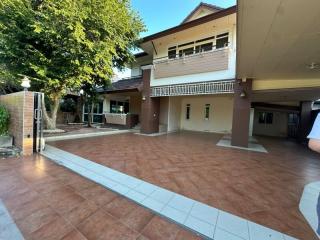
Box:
[253,110,288,137]
[0,91,34,155]
[180,94,233,133]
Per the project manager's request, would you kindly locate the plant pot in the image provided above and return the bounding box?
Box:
[0,135,13,148]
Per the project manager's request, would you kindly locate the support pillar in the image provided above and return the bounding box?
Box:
[140,65,160,134]
[231,79,253,148]
[298,101,313,143]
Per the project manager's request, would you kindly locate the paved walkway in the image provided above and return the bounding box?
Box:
[43,145,297,240]
[0,155,200,240]
[48,131,320,240]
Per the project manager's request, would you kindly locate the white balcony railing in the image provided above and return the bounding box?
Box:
[151,80,234,97]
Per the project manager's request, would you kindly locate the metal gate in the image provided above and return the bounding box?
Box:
[33,92,44,152]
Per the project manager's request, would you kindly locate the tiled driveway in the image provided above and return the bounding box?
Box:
[0,155,200,240]
[49,131,320,240]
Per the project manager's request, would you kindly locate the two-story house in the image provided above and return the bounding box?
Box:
[89,2,320,148]
[95,4,236,130]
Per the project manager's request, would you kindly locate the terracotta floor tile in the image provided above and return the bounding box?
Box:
[63,200,99,226]
[16,207,59,237]
[61,230,87,240]
[141,216,181,240]
[120,205,154,232]
[175,228,202,240]
[78,185,117,206]
[0,155,199,240]
[49,131,320,240]
[28,216,74,240]
[43,187,86,215]
[77,211,116,240]
[103,197,137,219]
[8,197,49,221]
[98,221,139,240]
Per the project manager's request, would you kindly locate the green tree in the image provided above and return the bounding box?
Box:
[0,0,144,129]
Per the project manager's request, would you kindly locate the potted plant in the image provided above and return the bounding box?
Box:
[0,105,12,147]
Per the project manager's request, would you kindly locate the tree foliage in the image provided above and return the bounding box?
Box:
[0,105,10,136]
[0,0,144,128]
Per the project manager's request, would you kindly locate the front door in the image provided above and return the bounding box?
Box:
[33,92,44,152]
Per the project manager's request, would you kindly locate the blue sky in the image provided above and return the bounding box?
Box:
[131,0,236,37]
[115,0,236,78]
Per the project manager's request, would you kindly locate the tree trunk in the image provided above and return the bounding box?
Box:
[42,96,60,130]
[87,103,93,127]
[74,96,83,123]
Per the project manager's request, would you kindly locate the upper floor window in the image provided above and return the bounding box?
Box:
[168,46,177,59]
[166,32,229,59]
[216,33,229,49]
[186,104,191,120]
[195,42,213,53]
[179,47,194,57]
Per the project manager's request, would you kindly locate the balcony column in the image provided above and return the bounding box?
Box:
[298,101,313,143]
[140,65,160,134]
[231,79,253,148]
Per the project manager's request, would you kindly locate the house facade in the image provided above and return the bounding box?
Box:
[88,3,320,148]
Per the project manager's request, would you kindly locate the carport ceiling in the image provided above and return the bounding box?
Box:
[237,0,320,80]
[252,88,320,103]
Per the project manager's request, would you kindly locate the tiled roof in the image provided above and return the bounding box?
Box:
[98,76,142,93]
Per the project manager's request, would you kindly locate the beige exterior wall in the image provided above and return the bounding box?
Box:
[159,97,169,126]
[0,91,34,155]
[253,110,288,137]
[168,97,182,132]
[180,94,233,133]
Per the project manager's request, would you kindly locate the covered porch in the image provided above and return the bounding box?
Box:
[83,76,143,129]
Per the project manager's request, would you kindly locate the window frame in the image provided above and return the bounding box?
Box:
[186,104,191,120]
[166,32,229,60]
[204,104,210,120]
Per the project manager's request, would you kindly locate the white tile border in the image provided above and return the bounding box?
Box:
[42,145,297,240]
[45,129,130,142]
[0,200,24,240]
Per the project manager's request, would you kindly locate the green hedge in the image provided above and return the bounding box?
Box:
[0,105,10,136]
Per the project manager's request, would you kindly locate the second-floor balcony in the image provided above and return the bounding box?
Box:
[153,47,229,79]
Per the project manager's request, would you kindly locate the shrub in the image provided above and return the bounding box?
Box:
[0,105,10,136]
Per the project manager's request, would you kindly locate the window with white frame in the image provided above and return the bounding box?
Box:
[216,33,229,49]
[186,104,191,120]
[166,32,229,59]
[204,104,210,120]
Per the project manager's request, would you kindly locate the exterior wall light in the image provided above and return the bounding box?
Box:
[21,76,31,91]
[240,90,246,98]
[142,96,146,101]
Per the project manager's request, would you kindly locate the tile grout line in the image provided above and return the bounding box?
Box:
[42,147,216,239]
[41,145,299,240]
